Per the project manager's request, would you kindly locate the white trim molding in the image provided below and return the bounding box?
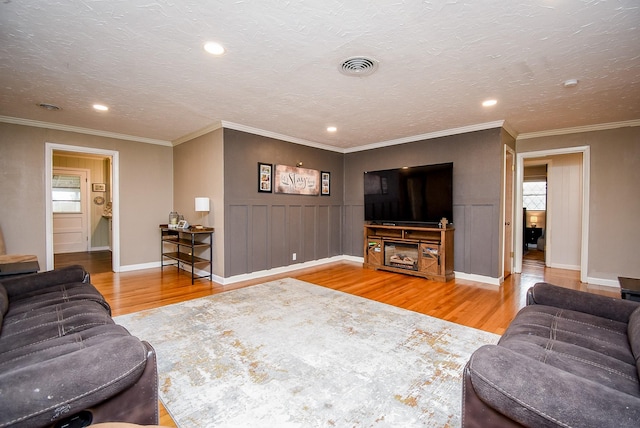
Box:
[343,121,507,153]
[517,119,640,140]
[2,116,171,146]
[45,143,121,273]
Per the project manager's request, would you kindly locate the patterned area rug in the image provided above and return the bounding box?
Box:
[115,278,498,427]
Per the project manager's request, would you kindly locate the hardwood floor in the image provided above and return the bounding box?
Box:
[55,250,112,274]
[87,258,620,427]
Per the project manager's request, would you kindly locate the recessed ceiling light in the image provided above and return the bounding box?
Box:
[482,99,498,107]
[327,126,337,132]
[93,104,109,112]
[563,79,579,88]
[204,41,225,55]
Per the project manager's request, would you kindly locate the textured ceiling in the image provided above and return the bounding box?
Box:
[1,0,639,150]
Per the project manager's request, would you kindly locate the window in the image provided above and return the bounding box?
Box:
[523,181,546,210]
[52,174,82,213]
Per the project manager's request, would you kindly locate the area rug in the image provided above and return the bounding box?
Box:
[115,278,498,427]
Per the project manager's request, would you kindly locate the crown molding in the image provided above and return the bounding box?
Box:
[172,121,224,146]
[220,121,345,153]
[516,119,640,140]
[342,121,507,153]
[0,116,172,146]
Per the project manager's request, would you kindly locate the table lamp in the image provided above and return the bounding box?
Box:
[195,197,210,228]
[530,216,537,228]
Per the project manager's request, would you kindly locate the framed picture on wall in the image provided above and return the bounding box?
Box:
[258,162,272,193]
[92,183,106,192]
[321,171,330,196]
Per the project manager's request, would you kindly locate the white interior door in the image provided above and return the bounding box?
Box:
[53,168,90,254]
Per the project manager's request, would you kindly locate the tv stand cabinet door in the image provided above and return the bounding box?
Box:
[420,243,440,275]
[366,238,383,266]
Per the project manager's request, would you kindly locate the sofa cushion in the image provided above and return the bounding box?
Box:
[500,304,633,365]
[1,264,88,298]
[7,281,110,316]
[0,300,114,355]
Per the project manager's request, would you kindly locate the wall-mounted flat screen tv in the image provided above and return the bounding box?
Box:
[364,162,453,225]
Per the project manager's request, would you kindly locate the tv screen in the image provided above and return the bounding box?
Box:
[364,162,453,225]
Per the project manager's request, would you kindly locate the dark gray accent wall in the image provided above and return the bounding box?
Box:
[344,128,504,278]
[224,129,344,277]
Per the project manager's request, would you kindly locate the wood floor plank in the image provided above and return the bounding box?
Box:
[84,256,620,427]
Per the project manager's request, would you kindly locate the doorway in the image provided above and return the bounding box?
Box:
[45,143,120,272]
[515,146,590,282]
[522,161,548,267]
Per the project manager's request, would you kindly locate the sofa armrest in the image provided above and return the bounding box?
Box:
[526,282,639,323]
[1,264,89,298]
[466,345,640,428]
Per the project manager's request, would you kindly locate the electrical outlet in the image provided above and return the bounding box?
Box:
[292,253,297,261]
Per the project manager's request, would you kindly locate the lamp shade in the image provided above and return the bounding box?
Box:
[195,197,210,212]
[530,216,538,223]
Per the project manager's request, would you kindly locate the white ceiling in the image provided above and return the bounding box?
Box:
[1,0,639,151]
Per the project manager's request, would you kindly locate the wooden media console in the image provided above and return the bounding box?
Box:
[363,224,454,282]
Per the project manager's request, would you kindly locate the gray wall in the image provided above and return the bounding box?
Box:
[344,128,504,278]
[223,129,344,277]
[517,126,640,281]
[0,122,174,269]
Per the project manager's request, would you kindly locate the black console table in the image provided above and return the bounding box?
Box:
[160,225,213,284]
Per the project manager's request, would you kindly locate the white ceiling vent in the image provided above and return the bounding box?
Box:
[339,56,379,76]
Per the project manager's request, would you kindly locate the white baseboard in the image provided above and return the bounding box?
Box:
[89,246,111,252]
[220,256,350,285]
[118,261,161,272]
[454,271,502,287]
[585,277,620,288]
[548,263,581,271]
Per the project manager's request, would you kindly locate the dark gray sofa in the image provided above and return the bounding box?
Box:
[463,282,640,427]
[0,265,158,428]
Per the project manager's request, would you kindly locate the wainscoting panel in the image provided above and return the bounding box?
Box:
[225,202,344,277]
[468,204,497,277]
[317,205,330,260]
[453,204,466,273]
[329,205,342,257]
[303,205,317,262]
[289,205,303,266]
[343,204,364,258]
[227,205,249,277]
[251,205,269,272]
[270,205,287,269]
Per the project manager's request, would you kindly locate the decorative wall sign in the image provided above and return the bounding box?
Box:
[92,183,106,192]
[258,162,272,193]
[321,171,330,196]
[274,165,320,195]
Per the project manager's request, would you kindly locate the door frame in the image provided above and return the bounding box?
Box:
[502,146,515,279]
[515,145,590,282]
[52,167,91,253]
[45,143,120,272]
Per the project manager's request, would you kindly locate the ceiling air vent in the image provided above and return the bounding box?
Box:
[339,56,379,77]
